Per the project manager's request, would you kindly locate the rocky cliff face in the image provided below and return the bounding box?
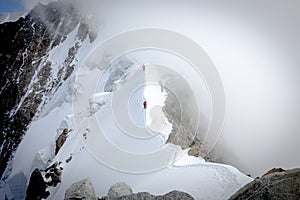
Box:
[0,1,96,179]
[229,168,300,200]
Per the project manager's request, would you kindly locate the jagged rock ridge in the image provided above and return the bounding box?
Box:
[0,1,96,179]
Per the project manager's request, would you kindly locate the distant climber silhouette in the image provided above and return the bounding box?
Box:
[143,101,147,109]
[142,64,145,71]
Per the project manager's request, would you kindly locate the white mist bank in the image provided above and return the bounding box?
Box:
[73,0,300,177]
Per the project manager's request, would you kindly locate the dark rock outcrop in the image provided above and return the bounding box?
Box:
[55,128,72,155]
[229,168,300,200]
[45,161,63,187]
[25,168,49,200]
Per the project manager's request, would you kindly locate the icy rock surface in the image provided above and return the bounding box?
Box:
[107,182,133,200]
[65,178,96,200]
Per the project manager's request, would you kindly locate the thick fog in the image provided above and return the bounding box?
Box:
[21,0,300,176]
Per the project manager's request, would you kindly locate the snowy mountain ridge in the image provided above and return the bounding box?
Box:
[0,0,98,183]
[5,59,252,199]
[0,1,254,199]
[0,12,28,24]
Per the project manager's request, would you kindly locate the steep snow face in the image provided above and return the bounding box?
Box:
[6,51,251,199]
[2,12,249,198]
[72,59,179,174]
[144,65,172,141]
[0,2,263,199]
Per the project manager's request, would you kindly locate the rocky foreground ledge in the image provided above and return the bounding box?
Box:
[229,168,300,200]
[65,180,194,200]
[64,168,300,200]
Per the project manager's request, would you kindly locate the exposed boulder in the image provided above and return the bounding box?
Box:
[229,168,300,200]
[107,182,133,200]
[55,128,72,155]
[99,182,194,200]
[65,178,96,200]
[25,168,50,200]
[66,181,195,200]
[157,190,194,200]
[187,141,202,157]
[66,155,73,163]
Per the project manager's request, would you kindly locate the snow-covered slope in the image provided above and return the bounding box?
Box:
[0,1,256,199]
[5,59,252,199]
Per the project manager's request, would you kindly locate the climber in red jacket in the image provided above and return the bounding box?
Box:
[143,101,147,109]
